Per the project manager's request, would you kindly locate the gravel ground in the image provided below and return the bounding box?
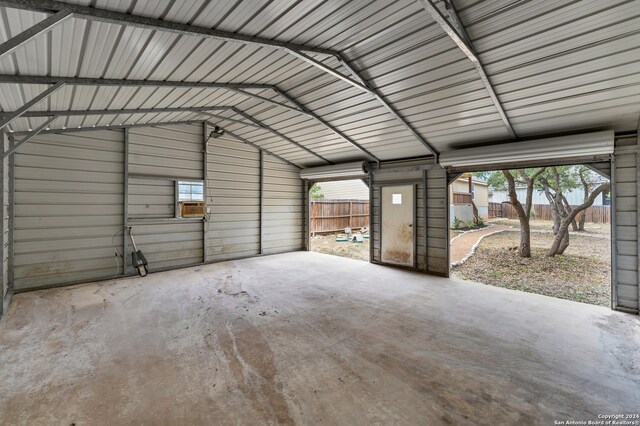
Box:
[452,231,611,307]
[311,233,370,261]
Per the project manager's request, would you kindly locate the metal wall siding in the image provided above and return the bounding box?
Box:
[13,129,124,290]
[1,133,7,307]
[128,123,204,179]
[614,143,639,312]
[206,137,261,262]
[370,162,447,275]
[262,155,303,254]
[426,167,448,275]
[127,123,204,270]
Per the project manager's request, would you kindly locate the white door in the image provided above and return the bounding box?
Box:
[381,185,415,267]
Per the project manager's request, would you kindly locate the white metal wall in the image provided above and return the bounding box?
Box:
[613,138,639,313]
[206,136,261,262]
[127,124,204,271]
[13,130,125,290]
[262,155,304,254]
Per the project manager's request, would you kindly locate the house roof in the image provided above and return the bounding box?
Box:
[1,0,638,168]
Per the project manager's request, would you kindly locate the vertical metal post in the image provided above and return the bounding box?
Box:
[413,183,418,269]
[445,168,451,278]
[423,169,428,272]
[368,173,373,263]
[302,180,309,251]
[259,150,264,254]
[0,132,4,315]
[610,152,617,310]
[202,122,208,263]
[123,128,129,275]
[7,135,14,290]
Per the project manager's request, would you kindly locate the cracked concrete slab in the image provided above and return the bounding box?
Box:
[0,252,638,425]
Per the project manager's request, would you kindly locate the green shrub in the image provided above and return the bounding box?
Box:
[465,219,474,229]
[477,217,485,227]
[452,217,462,229]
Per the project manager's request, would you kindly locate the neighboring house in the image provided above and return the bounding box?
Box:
[490,187,609,206]
[449,174,489,225]
[315,179,369,200]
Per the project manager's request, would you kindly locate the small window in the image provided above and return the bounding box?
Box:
[392,193,402,205]
[178,181,204,201]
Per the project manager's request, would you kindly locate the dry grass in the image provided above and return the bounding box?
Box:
[311,233,369,262]
[452,231,611,307]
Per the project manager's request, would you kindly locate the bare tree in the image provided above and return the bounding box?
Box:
[547,181,609,256]
[503,168,546,257]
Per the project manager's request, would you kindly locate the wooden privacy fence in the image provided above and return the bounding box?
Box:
[491,202,610,223]
[311,200,369,234]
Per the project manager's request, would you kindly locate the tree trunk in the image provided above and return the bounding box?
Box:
[547,182,609,256]
[578,210,586,231]
[519,215,531,257]
[504,170,531,258]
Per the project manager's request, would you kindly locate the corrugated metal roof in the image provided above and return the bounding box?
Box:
[1,0,639,167]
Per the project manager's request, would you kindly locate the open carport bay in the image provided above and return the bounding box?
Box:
[0,0,639,423]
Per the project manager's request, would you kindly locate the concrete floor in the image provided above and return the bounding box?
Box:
[0,252,638,425]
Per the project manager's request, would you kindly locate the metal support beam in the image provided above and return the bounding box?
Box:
[337,54,440,157]
[0,0,337,56]
[3,115,59,158]
[259,150,264,255]
[221,127,301,169]
[11,119,205,136]
[286,50,370,93]
[0,10,72,59]
[231,107,332,164]
[287,48,438,157]
[230,89,304,114]
[123,127,130,275]
[416,0,516,139]
[198,111,263,129]
[202,122,208,263]
[442,0,474,50]
[273,88,380,162]
[0,74,271,90]
[0,82,64,129]
[1,106,233,118]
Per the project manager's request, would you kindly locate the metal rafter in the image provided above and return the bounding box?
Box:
[221,128,301,169]
[198,111,262,129]
[286,48,439,157]
[231,107,332,165]
[0,10,72,59]
[416,0,517,139]
[0,74,271,90]
[0,0,337,56]
[273,88,380,163]
[10,119,205,136]
[336,53,440,157]
[0,82,65,129]
[442,0,474,50]
[3,115,59,158]
[0,106,233,118]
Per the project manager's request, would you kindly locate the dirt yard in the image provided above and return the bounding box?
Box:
[490,219,610,236]
[452,230,611,307]
[311,233,370,261]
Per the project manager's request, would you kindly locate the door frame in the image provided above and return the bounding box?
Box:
[378,183,418,270]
